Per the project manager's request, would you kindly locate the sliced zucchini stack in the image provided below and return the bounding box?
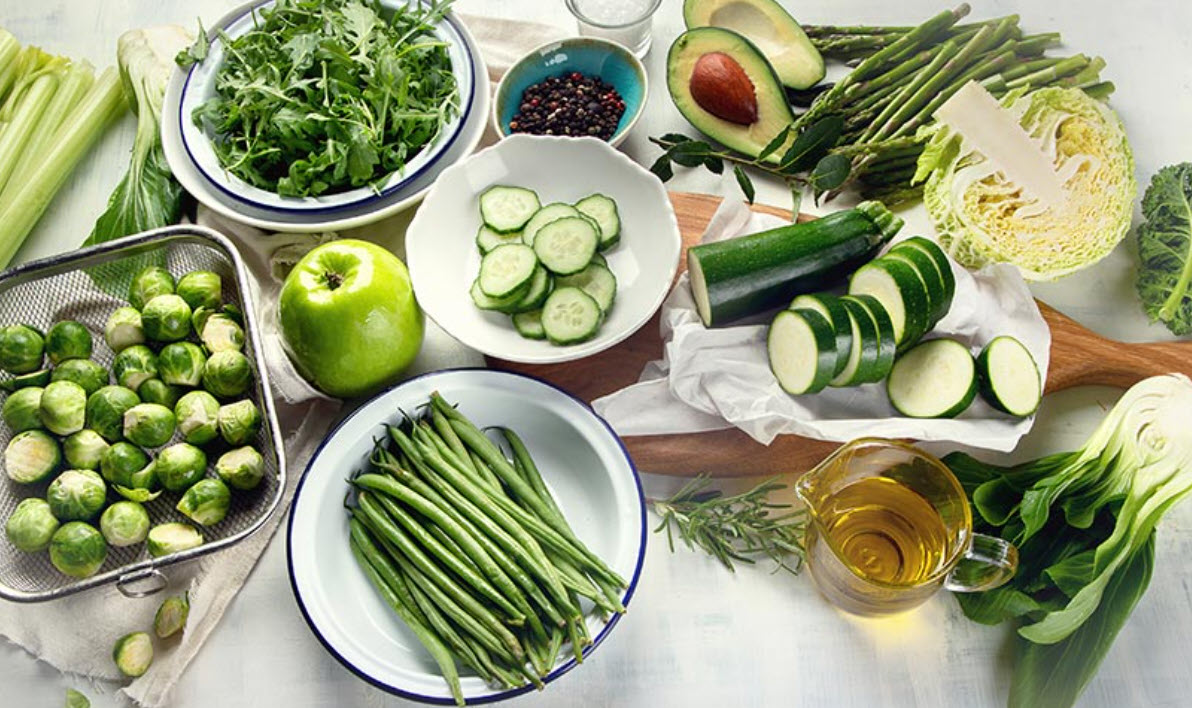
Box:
[977,336,1041,416]
[767,309,837,394]
[470,186,623,345]
[886,338,977,418]
[848,236,954,350]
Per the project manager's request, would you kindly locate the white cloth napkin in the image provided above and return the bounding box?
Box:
[593,194,1051,452]
[0,13,569,708]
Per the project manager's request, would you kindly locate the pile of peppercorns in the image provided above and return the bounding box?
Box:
[508,72,627,141]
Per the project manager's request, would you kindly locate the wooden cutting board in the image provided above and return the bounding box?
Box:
[487,191,1192,477]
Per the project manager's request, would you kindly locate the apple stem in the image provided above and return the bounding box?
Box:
[323,272,344,291]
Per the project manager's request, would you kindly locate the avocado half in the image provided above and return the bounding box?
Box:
[666,27,794,162]
[684,0,825,90]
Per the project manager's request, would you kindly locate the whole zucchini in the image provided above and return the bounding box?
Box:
[688,201,902,327]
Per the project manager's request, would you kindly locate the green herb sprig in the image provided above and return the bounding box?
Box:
[650,475,806,574]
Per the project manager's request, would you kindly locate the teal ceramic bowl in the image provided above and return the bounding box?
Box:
[493,37,647,147]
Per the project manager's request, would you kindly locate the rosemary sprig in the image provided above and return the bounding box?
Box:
[650,475,807,575]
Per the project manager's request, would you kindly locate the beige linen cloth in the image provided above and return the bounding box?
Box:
[0,14,569,707]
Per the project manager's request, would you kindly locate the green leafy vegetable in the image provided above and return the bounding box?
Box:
[945,374,1192,708]
[1135,163,1192,334]
[188,0,459,197]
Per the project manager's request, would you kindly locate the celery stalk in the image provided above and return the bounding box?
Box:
[0,71,59,194]
[0,67,126,268]
[11,60,94,182]
[0,30,20,103]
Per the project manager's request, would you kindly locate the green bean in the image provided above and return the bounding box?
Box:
[349,517,431,629]
[502,428,562,518]
[468,448,502,490]
[349,535,465,706]
[549,551,618,614]
[430,406,484,482]
[545,626,564,671]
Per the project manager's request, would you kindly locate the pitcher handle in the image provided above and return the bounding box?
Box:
[944,533,1019,593]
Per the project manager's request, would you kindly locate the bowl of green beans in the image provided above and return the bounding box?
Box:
[286,368,646,704]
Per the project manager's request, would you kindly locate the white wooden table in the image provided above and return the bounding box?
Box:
[3,1,1192,706]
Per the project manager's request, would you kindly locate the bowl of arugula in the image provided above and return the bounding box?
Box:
[175,0,475,215]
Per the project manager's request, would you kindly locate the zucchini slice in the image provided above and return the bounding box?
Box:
[842,294,897,382]
[533,217,599,275]
[977,336,1041,417]
[512,310,546,340]
[476,224,522,254]
[574,194,622,251]
[768,309,838,395]
[789,294,852,377]
[555,263,617,312]
[522,203,581,247]
[891,237,955,315]
[829,298,882,388]
[478,243,538,298]
[887,338,977,418]
[882,246,949,327]
[479,185,541,233]
[541,287,603,345]
[849,258,931,349]
[509,265,553,313]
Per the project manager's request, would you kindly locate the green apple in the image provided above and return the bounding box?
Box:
[278,240,424,398]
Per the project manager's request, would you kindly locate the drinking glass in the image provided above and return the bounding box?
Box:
[564,0,663,59]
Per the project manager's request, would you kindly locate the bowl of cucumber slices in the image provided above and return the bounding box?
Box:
[405,134,682,364]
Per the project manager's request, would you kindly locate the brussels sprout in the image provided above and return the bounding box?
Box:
[176,270,222,311]
[191,306,216,336]
[156,442,207,491]
[113,345,158,392]
[113,484,163,503]
[104,307,145,353]
[100,441,150,487]
[3,385,45,432]
[154,591,190,638]
[176,478,231,526]
[174,390,220,445]
[158,342,206,387]
[123,403,176,448]
[49,521,107,577]
[141,294,191,343]
[5,430,61,483]
[5,497,60,552]
[200,314,245,353]
[137,378,182,408]
[129,266,175,310]
[0,368,50,392]
[0,324,45,374]
[39,380,87,436]
[147,522,203,557]
[46,469,107,521]
[63,429,109,470]
[45,321,93,364]
[202,350,252,398]
[50,359,109,396]
[99,501,150,547]
[112,631,153,677]
[216,446,265,491]
[85,385,140,442]
[66,688,90,708]
[218,399,261,446]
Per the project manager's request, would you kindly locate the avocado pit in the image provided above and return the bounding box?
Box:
[689,52,759,125]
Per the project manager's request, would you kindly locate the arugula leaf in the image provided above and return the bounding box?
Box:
[1136,163,1192,335]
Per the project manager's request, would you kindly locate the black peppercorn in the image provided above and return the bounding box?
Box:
[508,71,627,142]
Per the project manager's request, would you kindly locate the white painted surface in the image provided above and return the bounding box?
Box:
[3,1,1192,706]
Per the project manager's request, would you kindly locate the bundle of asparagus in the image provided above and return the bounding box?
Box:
[800,4,1113,204]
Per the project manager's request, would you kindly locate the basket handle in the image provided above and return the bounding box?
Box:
[117,568,168,598]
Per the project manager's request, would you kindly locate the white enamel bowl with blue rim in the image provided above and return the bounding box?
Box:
[163,0,484,230]
[287,368,646,704]
[405,134,682,364]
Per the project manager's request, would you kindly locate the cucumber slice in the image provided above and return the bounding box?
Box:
[768,309,838,395]
[892,237,955,315]
[882,246,948,327]
[977,336,1041,417]
[575,194,621,251]
[508,265,553,313]
[829,298,881,388]
[887,338,977,418]
[533,217,599,275]
[470,278,527,311]
[590,252,607,267]
[512,310,546,340]
[478,243,538,298]
[849,258,930,349]
[479,186,540,233]
[843,294,897,382]
[541,287,603,345]
[521,203,581,247]
[555,263,617,312]
[476,224,522,254]
[789,294,852,377]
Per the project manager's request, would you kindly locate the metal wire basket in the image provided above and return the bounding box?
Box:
[0,226,286,602]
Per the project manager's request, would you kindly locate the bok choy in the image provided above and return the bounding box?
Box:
[944,374,1192,708]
